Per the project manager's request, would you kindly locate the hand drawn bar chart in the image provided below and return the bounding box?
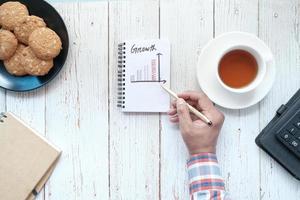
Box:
[130,53,166,83]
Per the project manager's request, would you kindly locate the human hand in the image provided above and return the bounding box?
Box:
[167,91,225,154]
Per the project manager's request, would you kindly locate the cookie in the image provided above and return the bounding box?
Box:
[28,27,62,60]
[0,29,18,60]
[14,15,46,45]
[0,2,29,30]
[4,44,27,76]
[22,47,54,76]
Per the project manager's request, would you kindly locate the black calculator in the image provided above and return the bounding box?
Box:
[256,89,300,180]
[276,111,300,158]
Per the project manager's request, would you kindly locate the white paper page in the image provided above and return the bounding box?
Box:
[123,40,170,112]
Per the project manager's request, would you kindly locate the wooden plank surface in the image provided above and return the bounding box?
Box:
[214,1,261,199]
[44,2,109,200]
[160,0,213,199]
[108,1,160,199]
[0,90,5,113]
[259,0,300,199]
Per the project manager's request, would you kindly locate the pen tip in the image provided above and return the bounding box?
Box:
[208,121,213,126]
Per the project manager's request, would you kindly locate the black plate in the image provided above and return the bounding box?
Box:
[0,0,69,92]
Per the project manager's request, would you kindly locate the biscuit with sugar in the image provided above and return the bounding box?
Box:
[28,27,62,60]
[14,15,46,45]
[0,2,29,30]
[0,29,18,60]
[22,46,54,76]
[4,44,27,76]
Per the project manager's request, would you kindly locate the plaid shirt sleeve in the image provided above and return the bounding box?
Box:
[187,153,230,200]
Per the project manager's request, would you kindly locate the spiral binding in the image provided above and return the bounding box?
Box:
[117,42,126,109]
[0,112,7,123]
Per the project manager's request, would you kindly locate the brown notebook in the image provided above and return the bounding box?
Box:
[0,112,61,200]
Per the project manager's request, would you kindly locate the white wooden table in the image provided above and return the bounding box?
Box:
[1,0,300,199]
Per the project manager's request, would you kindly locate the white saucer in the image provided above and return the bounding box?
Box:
[197,32,276,109]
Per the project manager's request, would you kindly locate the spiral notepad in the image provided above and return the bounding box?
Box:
[0,112,61,200]
[117,40,170,112]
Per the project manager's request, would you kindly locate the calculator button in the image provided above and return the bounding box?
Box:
[289,140,299,148]
[280,131,291,141]
[287,125,297,135]
[294,132,300,140]
[294,120,300,129]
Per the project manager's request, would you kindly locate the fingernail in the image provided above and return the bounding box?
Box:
[170,116,178,121]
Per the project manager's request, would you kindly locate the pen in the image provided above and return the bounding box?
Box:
[160,84,213,126]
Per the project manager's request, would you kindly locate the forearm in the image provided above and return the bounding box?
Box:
[187,153,229,200]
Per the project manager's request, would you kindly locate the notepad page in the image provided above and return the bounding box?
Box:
[123,40,170,112]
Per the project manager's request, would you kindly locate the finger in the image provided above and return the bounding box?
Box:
[171,99,177,108]
[169,113,178,118]
[174,97,207,121]
[172,99,197,110]
[177,90,203,101]
[170,111,197,121]
[169,116,179,123]
[178,91,214,111]
[176,98,192,132]
[184,100,198,107]
[169,109,198,122]
[169,113,178,121]
[167,108,177,116]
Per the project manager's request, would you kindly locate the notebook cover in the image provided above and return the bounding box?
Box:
[0,112,61,200]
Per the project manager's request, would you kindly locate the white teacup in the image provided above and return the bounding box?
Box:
[216,45,267,93]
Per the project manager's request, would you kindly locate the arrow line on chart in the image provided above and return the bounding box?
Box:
[131,80,166,83]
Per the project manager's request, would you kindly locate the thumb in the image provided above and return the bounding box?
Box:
[176,98,192,132]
